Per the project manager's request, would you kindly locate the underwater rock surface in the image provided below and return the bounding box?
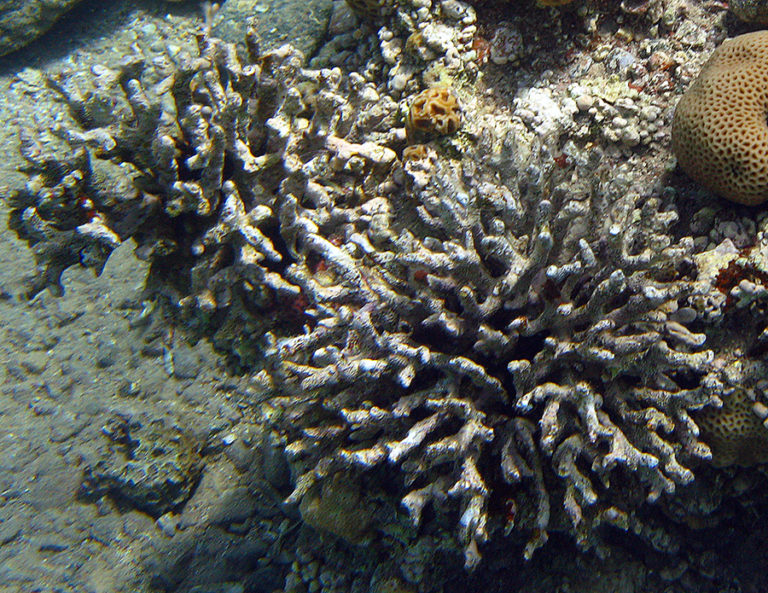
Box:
[0,0,85,56]
[80,413,203,516]
[211,0,334,57]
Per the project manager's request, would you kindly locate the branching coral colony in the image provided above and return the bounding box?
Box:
[7,1,768,576]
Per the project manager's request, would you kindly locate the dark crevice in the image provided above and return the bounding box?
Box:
[513,332,549,363]
[260,219,296,275]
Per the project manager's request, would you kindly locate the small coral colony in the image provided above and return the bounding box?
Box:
[7,0,768,581]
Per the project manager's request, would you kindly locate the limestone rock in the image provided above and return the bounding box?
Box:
[0,0,85,57]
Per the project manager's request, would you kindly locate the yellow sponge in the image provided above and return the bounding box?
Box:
[672,31,768,205]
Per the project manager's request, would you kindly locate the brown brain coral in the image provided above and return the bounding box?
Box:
[406,87,461,142]
[672,31,768,206]
[693,388,768,467]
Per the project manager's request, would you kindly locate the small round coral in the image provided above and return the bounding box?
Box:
[672,31,768,206]
[406,87,461,142]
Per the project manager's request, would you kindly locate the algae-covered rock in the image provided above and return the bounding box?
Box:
[0,0,85,57]
[730,0,768,24]
[299,473,374,544]
[80,414,203,516]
